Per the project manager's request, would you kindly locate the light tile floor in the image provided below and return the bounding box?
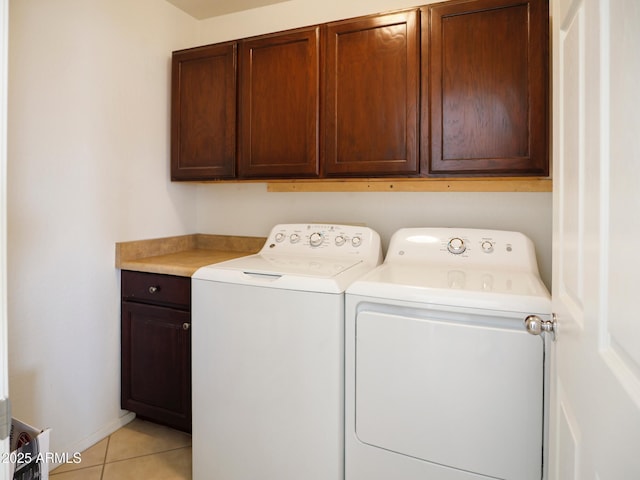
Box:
[50,419,191,480]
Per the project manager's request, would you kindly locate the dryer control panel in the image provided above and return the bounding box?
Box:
[262,224,382,261]
[386,228,539,272]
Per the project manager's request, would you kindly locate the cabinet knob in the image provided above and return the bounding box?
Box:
[148,286,159,294]
[182,323,190,331]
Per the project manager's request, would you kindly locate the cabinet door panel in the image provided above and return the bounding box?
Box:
[239,27,320,178]
[171,42,237,180]
[325,11,419,176]
[426,0,549,175]
[121,302,191,432]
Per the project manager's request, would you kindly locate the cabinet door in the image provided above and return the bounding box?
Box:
[324,11,420,177]
[425,0,549,176]
[121,302,191,432]
[171,42,237,180]
[238,27,320,178]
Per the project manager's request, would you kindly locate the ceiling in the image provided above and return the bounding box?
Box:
[165,0,291,19]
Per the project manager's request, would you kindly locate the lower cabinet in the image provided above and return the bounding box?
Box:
[121,270,191,433]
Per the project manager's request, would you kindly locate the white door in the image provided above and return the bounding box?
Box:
[551,0,640,478]
[0,0,10,477]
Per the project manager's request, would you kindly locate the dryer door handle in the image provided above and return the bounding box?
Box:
[524,314,557,341]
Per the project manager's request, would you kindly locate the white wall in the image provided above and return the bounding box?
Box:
[196,0,431,43]
[8,0,198,455]
[192,0,553,287]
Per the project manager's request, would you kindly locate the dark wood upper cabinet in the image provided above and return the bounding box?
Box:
[324,11,420,177]
[425,0,549,176]
[238,27,320,178]
[169,0,550,181]
[171,42,237,180]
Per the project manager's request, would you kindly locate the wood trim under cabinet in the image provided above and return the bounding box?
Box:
[265,177,552,192]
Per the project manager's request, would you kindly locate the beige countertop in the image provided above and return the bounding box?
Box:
[115,234,266,277]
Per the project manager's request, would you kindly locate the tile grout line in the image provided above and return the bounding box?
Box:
[102,445,192,466]
[99,434,111,480]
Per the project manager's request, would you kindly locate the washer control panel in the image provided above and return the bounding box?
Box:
[263,224,381,259]
[388,227,539,271]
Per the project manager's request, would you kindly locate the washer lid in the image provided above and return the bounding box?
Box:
[205,252,364,278]
[193,252,376,293]
[347,263,551,314]
[193,223,383,293]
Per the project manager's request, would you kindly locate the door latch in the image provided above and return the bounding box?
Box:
[524,313,557,341]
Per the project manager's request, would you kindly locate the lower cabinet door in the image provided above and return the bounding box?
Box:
[121,301,191,432]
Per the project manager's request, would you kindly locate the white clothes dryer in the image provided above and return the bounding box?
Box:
[192,224,382,480]
[345,228,552,480]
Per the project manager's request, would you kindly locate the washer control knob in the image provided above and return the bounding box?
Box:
[275,232,285,243]
[447,237,466,255]
[335,235,346,246]
[290,233,300,244]
[309,232,323,247]
[481,240,494,253]
[351,236,362,248]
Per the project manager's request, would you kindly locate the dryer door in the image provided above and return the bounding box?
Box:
[355,309,544,480]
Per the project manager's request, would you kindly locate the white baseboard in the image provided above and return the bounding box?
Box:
[49,411,136,471]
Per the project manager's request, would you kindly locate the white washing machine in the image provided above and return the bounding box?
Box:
[345,228,552,480]
[192,223,382,480]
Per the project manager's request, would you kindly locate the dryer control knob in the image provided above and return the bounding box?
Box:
[352,236,362,248]
[290,233,300,244]
[335,235,346,246]
[309,232,323,247]
[447,237,466,255]
[481,240,494,253]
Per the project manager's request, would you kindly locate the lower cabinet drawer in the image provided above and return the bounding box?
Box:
[121,270,190,308]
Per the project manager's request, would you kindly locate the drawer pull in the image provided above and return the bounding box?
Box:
[148,286,159,294]
[182,323,190,331]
